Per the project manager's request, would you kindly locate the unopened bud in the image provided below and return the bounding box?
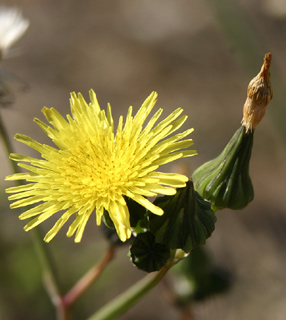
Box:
[192,126,254,211]
[242,53,273,132]
[130,231,170,272]
[149,180,216,253]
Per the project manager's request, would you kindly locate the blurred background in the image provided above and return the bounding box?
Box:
[1,0,286,319]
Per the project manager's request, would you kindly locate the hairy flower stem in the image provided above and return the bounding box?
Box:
[0,110,63,317]
[63,245,116,307]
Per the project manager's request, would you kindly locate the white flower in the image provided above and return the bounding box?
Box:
[0,6,29,59]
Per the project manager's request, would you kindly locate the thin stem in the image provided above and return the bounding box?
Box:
[0,110,63,318]
[86,261,174,320]
[32,228,67,320]
[63,245,116,307]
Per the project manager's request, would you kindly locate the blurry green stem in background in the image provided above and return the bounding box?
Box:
[0,111,19,176]
[0,110,63,319]
[205,0,286,143]
[205,0,264,74]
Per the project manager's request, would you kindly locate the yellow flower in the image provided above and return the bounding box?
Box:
[6,91,196,242]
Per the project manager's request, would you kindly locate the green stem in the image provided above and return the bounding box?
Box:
[86,263,173,320]
[0,110,64,318]
[32,228,66,320]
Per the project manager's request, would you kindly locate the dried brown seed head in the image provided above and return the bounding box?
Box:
[242,53,273,132]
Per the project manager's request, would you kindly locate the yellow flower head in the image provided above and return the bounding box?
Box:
[6,91,197,242]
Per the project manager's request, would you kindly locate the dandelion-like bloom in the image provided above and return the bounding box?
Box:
[6,91,196,242]
[0,6,29,59]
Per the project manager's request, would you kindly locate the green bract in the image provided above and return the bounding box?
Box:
[149,180,216,253]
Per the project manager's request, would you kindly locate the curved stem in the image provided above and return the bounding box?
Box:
[86,262,174,320]
[63,245,116,307]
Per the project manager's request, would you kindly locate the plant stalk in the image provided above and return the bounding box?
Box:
[63,245,116,307]
[86,262,173,320]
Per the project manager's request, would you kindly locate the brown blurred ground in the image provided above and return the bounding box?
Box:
[1,0,286,319]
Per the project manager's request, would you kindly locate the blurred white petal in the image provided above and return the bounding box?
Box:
[0,6,29,58]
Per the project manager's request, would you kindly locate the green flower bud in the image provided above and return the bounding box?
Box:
[149,180,216,253]
[192,126,254,210]
[130,231,170,272]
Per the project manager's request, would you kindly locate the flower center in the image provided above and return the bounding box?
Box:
[58,138,135,201]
